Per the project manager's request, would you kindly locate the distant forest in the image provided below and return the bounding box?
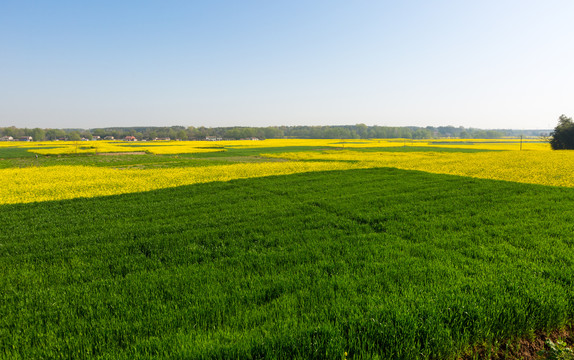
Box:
[0,125,550,141]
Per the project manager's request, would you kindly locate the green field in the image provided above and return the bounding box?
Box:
[2,159,574,358]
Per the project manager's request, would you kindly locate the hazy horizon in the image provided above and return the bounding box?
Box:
[2,1,573,130]
[0,124,553,133]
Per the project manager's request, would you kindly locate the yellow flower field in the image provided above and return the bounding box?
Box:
[11,138,550,156]
[24,141,226,155]
[0,161,366,205]
[0,138,567,205]
[262,149,574,187]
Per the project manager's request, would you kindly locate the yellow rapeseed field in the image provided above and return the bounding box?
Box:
[26,141,226,155]
[1,138,567,205]
[14,138,550,155]
[0,161,367,205]
[261,149,574,187]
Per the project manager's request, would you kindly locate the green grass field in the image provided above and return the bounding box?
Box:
[2,162,574,359]
[0,147,51,159]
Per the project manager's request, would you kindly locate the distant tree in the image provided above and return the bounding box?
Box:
[147,130,158,140]
[485,130,503,139]
[263,127,283,139]
[176,130,187,140]
[29,128,46,141]
[81,131,93,140]
[68,131,82,141]
[356,123,368,138]
[2,126,22,138]
[91,128,106,138]
[412,128,432,139]
[550,115,574,150]
[45,129,66,140]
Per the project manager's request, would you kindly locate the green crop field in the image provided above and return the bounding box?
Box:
[2,152,574,359]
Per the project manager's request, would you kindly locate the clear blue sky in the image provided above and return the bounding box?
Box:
[1,1,573,129]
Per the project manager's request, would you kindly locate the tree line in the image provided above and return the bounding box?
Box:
[550,115,574,150]
[0,124,545,141]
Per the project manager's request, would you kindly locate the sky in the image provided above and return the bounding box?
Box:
[1,1,573,130]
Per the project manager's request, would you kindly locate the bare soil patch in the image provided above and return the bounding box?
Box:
[459,325,574,359]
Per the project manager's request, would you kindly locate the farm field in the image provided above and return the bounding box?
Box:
[2,139,574,359]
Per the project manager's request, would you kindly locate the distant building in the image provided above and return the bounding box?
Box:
[0,136,13,141]
[104,136,114,140]
[153,137,170,141]
[92,136,101,140]
[206,136,222,141]
[124,136,137,141]
[19,136,33,142]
